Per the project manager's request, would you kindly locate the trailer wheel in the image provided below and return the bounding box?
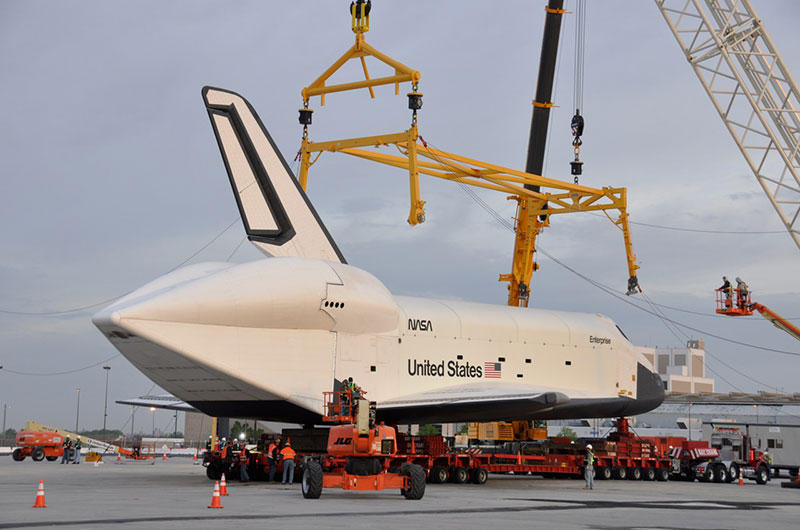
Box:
[46,456,58,462]
[594,466,609,480]
[755,465,769,485]
[613,467,627,480]
[32,448,46,462]
[206,464,222,481]
[656,468,670,481]
[728,463,740,483]
[642,467,656,481]
[628,467,642,480]
[12,448,25,461]
[301,461,323,499]
[471,467,488,485]
[452,466,469,484]
[430,465,449,484]
[401,463,426,500]
[713,464,728,483]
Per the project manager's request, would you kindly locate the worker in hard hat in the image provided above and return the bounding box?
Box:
[736,277,749,309]
[61,436,72,464]
[718,276,732,307]
[72,437,82,464]
[280,440,296,484]
[267,436,281,483]
[583,444,594,490]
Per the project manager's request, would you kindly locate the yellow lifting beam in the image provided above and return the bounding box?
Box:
[296,1,639,306]
[298,124,640,303]
[300,3,419,107]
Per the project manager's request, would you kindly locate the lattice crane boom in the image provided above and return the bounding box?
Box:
[656,0,800,250]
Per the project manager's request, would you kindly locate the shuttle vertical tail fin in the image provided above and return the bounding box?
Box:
[203,86,345,263]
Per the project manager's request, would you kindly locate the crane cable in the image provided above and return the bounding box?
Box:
[570,0,586,184]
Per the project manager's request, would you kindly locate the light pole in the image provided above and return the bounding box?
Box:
[2,404,8,435]
[150,407,156,437]
[102,366,111,431]
[75,388,81,432]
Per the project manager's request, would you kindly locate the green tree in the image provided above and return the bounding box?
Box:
[229,421,244,440]
[457,423,469,435]
[556,426,578,442]
[416,424,440,436]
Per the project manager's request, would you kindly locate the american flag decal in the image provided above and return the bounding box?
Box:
[484,362,502,378]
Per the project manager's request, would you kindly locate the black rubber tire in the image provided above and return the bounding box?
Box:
[597,466,612,480]
[46,456,58,462]
[642,467,656,481]
[206,464,222,481]
[452,466,469,484]
[713,464,728,483]
[629,467,642,480]
[728,463,740,483]
[32,448,46,462]
[430,465,449,484]
[12,448,25,461]
[755,465,769,485]
[400,463,426,500]
[302,461,323,499]
[656,468,670,482]
[701,467,714,482]
[471,467,488,485]
[613,466,627,480]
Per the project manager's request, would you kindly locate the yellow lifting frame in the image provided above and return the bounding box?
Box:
[295,5,638,306]
[298,126,640,305]
[301,32,421,107]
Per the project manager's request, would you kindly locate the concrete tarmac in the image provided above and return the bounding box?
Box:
[1,457,799,529]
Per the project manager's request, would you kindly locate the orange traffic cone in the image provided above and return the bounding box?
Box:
[193,452,198,462]
[32,480,47,508]
[162,452,167,461]
[219,473,229,496]
[207,481,223,509]
[738,468,744,486]
[116,454,122,462]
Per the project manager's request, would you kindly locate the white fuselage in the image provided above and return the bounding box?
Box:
[93,257,660,423]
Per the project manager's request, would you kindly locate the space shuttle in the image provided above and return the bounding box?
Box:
[92,87,664,425]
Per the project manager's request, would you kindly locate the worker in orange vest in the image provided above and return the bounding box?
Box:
[280,441,296,484]
[267,436,281,483]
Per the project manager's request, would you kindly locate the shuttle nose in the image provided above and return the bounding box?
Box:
[637,363,665,410]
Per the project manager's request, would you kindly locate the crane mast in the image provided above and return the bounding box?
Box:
[505,0,565,307]
[656,0,800,251]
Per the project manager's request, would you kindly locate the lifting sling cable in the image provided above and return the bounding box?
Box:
[570,0,586,182]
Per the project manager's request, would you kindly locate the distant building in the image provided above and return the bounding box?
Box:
[639,339,715,394]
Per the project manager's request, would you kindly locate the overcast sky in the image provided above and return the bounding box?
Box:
[2,1,799,433]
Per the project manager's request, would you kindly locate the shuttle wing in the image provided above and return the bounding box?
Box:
[377,382,574,423]
[116,395,199,413]
[203,87,346,263]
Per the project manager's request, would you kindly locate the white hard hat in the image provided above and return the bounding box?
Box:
[586,444,593,449]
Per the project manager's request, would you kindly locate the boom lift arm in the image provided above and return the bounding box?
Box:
[751,303,800,342]
[23,421,126,455]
